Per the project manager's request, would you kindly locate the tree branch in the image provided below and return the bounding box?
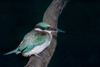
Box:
[25,0,70,67]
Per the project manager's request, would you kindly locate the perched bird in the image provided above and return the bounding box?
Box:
[4,22,65,57]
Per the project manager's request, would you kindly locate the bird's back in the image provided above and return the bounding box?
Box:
[17,30,49,55]
[22,31,52,57]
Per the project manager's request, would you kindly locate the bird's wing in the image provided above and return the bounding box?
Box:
[17,30,47,53]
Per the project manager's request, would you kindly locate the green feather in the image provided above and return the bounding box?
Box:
[36,22,50,28]
[17,30,47,53]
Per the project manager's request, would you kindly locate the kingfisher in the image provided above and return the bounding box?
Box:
[4,22,65,58]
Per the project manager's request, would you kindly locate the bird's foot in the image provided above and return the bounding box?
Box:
[43,52,46,54]
[34,54,43,59]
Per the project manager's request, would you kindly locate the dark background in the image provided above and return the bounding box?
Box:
[0,0,100,67]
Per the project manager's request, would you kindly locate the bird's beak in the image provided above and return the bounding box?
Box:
[52,27,65,33]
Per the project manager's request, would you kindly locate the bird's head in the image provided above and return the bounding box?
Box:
[34,22,65,33]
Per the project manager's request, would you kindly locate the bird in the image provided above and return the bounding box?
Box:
[4,22,65,58]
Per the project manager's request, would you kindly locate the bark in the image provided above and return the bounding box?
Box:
[25,0,70,67]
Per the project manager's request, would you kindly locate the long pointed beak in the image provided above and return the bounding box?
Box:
[52,28,65,33]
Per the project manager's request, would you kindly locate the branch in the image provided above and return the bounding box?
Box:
[25,0,70,67]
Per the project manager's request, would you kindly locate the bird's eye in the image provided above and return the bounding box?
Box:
[47,27,50,29]
[47,27,52,30]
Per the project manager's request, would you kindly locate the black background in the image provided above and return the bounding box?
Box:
[0,0,100,67]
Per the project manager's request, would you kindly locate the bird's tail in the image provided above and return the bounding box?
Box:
[4,48,18,55]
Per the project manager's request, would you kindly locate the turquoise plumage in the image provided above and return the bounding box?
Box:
[18,30,47,53]
[4,22,65,57]
[4,30,47,56]
[4,48,18,55]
